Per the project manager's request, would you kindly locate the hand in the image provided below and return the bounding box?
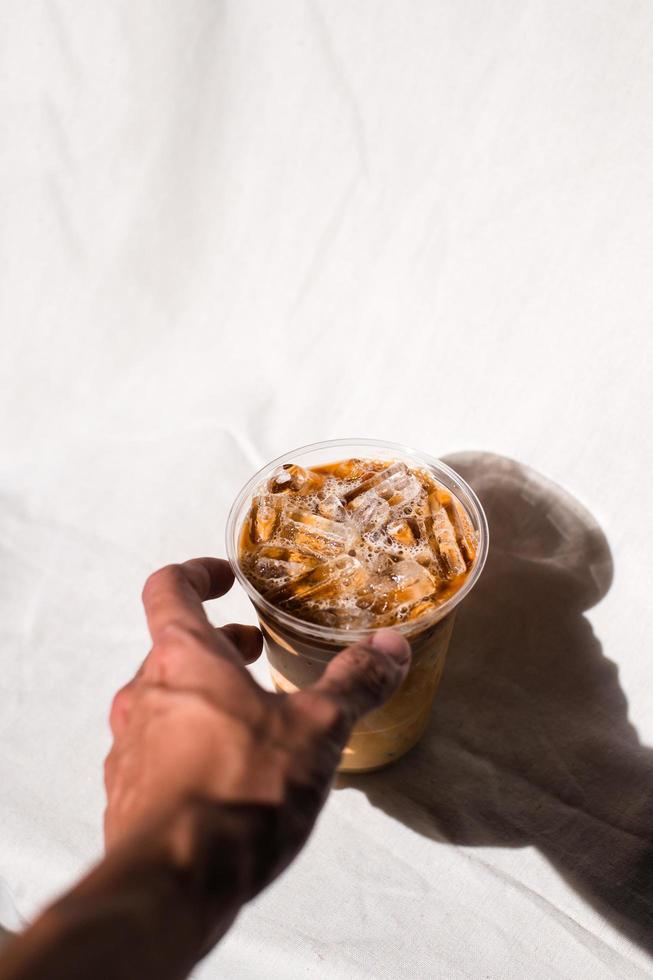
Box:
[0,557,410,980]
[105,558,410,949]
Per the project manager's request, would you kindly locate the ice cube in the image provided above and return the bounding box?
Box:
[253,547,316,585]
[431,486,452,507]
[255,544,312,564]
[386,474,423,509]
[404,597,438,623]
[385,518,435,567]
[354,569,399,615]
[315,605,376,630]
[317,458,386,481]
[349,490,391,531]
[355,561,435,616]
[268,464,325,495]
[367,551,395,576]
[336,554,367,587]
[445,498,477,564]
[282,510,359,557]
[266,562,335,603]
[387,519,417,546]
[249,494,280,543]
[318,494,347,522]
[254,557,304,580]
[389,559,436,606]
[427,493,467,576]
[273,555,365,605]
[344,461,408,503]
[311,554,368,600]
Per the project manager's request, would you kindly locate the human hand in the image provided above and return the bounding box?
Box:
[0,557,410,980]
[104,557,410,941]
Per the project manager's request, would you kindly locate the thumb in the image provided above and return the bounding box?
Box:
[311,628,411,728]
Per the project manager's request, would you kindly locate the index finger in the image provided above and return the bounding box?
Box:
[141,558,235,645]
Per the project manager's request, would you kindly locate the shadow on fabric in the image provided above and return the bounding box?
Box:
[338,452,653,953]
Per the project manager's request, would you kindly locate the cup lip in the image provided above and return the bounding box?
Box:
[225,438,489,643]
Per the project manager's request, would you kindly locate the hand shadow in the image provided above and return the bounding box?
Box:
[339,452,653,954]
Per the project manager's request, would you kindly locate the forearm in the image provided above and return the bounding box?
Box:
[0,799,276,980]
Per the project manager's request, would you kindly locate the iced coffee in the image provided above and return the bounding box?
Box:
[234,454,483,771]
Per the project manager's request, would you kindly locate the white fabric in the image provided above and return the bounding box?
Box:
[2,1,653,976]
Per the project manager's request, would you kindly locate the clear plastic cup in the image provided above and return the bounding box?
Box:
[226,439,489,772]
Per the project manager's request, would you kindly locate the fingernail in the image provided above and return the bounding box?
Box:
[371,628,411,665]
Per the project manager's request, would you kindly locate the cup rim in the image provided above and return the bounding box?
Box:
[225,438,489,643]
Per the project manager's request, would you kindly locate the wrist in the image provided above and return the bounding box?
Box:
[106,796,285,953]
[0,800,249,980]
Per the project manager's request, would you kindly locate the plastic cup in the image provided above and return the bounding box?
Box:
[226,439,489,773]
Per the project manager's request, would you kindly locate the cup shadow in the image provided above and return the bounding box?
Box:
[338,452,653,953]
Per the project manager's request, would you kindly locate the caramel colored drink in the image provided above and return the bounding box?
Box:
[227,440,488,772]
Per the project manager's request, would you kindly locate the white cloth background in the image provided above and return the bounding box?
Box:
[1,1,653,977]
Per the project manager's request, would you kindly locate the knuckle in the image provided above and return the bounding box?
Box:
[144,639,177,681]
[109,686,132,728]
[157,621,199,646]
[146,624,205,673]
[111,686,129,711]
[142,564,184,603]
[351,644,396,700]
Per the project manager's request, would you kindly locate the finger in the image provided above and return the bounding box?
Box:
[309,629,411,729]
[141,558,234,645]
[219,624,263,665]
